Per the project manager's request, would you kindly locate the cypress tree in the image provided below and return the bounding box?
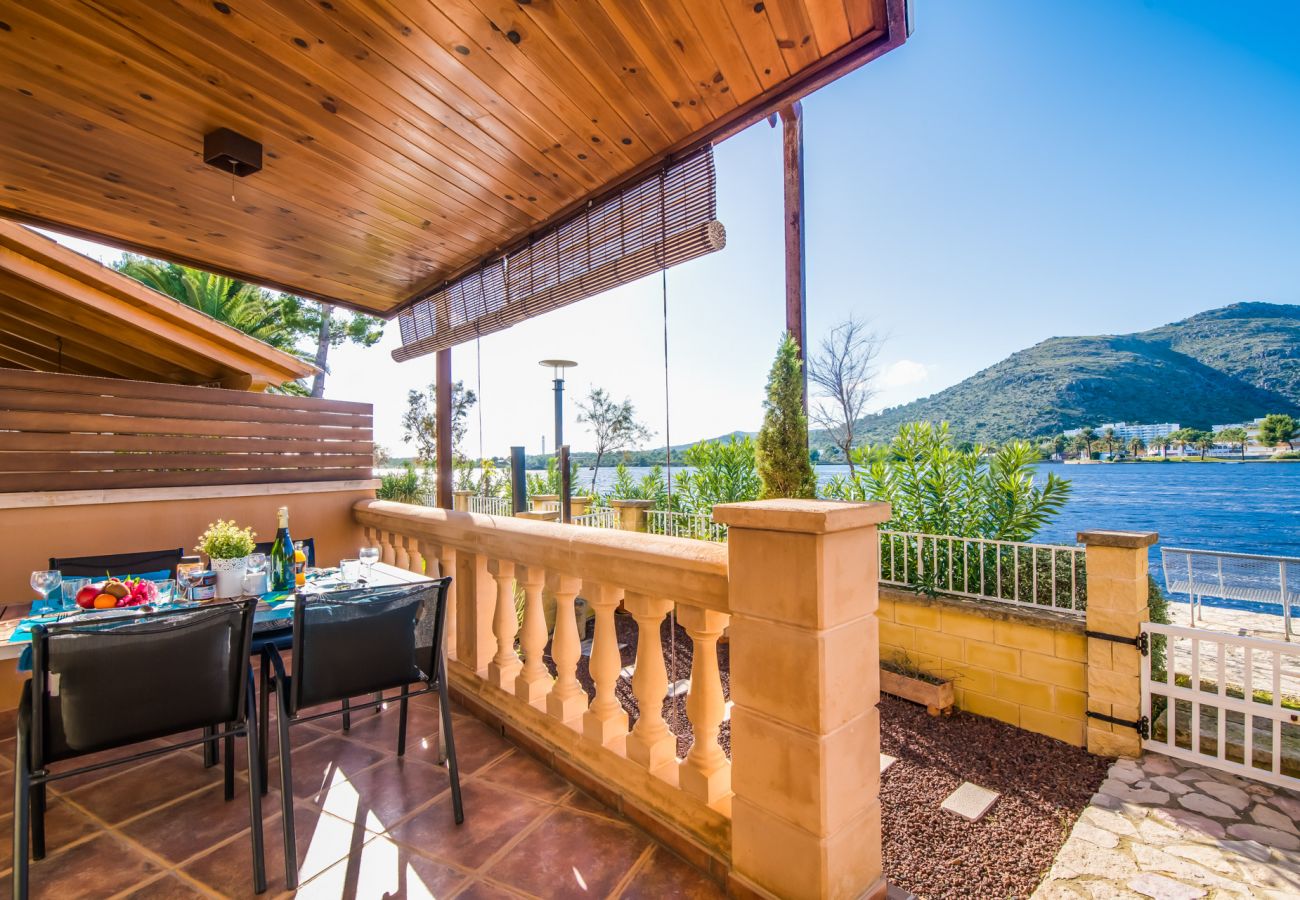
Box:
[756,332,818,499]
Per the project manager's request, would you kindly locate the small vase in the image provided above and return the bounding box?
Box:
[211,555,250,599]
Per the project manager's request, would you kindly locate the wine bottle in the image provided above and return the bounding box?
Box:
[270,506,294,592]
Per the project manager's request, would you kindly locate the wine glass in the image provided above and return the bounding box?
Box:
[244,552,268,596]
[31,570,62,613]
[359,546,380,581]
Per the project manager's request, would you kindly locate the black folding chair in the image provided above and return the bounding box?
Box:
[264,579,462,890]
[48,547,184,580]
[13,601,266,898]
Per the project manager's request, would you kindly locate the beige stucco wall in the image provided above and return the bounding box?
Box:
[878,586,1088,746]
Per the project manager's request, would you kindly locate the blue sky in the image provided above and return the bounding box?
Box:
[55,1,1300,457]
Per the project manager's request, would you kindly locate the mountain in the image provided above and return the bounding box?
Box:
[839,302,1300,446]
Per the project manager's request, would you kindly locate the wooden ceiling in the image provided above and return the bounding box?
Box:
[0,0,904,317]
[0,222,317,389]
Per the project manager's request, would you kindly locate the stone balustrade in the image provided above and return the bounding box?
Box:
[354,498,891,898]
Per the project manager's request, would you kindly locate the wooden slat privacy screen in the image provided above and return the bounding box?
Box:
[0,369,373,493]
[393,146,724,361]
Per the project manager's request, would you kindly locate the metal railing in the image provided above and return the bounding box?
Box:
[467,495,514,517]
[1161,547,1300,640]
[573,508,620,529]
[878,530,1087,615]
[645,509,728,542]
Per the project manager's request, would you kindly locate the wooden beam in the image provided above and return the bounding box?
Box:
[436,348,453,510]
[780,102,808,411]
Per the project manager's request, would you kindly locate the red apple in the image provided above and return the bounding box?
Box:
[75,583,101,609]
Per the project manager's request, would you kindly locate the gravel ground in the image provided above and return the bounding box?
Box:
[544,609,1107,898]
[880,693,1110,900]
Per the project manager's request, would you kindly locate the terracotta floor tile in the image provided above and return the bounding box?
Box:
[477,751,573,804]
[617,848,725,899]
[559,789,620,821]
[340,703,446,759]
[389,780,547,870]
[296,834,468,899]
[453,878,537,899]
[44,738,178,793]
[0,737,14,771]
[0,797,99,871]
[65,752,229,825]
[3,832,162,899]
[488,807,650,900]
[183,802,369,899]
[444,718,513,776]
[280,736,386,802]
[120,872,212,898]
[318,757,450,829]
[120,783,267,866]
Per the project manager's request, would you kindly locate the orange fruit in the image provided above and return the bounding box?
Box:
[93,594,117,609]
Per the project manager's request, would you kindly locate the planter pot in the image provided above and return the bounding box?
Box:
[881,668,954,717]
[210,555,250,599]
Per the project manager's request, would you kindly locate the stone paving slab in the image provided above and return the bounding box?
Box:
[940,781,1000,822]
[1033,752,1300,899]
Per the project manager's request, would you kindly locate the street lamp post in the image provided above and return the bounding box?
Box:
[539,359,577,522]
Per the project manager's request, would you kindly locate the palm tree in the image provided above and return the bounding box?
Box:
[1170,428,1190,457]
[1101,427,1117,459]
[116,257,298,349]
[1128,436,1145,458]
[1195,432,1214,460]
[1154,436,1171,458]
[1079,426,1096,459]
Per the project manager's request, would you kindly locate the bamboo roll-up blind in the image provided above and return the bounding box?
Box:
[393,146,724,361]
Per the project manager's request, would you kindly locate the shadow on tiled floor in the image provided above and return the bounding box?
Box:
[0,689,724,898]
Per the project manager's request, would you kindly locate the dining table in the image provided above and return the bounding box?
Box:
[0,561,433,661]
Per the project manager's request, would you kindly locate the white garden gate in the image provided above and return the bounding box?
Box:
[1141,621,1300,789]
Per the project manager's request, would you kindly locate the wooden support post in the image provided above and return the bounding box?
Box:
[436,348,453,510]
[780,102,808,413]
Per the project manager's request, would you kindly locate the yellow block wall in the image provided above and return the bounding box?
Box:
[878,589,1088,746]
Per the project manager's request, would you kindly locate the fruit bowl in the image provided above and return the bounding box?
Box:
[74,577,158,610]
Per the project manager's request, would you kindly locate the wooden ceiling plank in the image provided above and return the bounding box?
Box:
[628,1,745,124]
[0,282,221,383]
[464,0,674,151]
[381,0,639,183]
[0,330,127,380]
[804,0,853,55]
[0,133,409,298]
[0,304,183,383]
[70,1,534,235]
[328,0,627,187]
[0,10,507,259]
[719,0,792,91]
[762,0,824,71]
[434,0,681,176]
[237,0,601,204]
[661,0,766,102]
[843,0,883,37]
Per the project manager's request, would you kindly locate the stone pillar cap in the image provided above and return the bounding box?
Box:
[713,499,890,534]
[452,489,474,496]
[608,499,654,509]
[1077,530,1158,549]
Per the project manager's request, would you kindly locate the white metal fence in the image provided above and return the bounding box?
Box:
[645,509,728,542]
[468,495,514,517]
[1142,621,1300,789]
[877,530,1087,615]
[1161,547,1300,639]
[573,508,621,529]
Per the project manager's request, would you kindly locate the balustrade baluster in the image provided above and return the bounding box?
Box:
[582,582,628,750]
[514,566,550,707]
[678,606,731,809]
[624,592,677,781]
[426,542,458,661]
[378,530,397,565]
[402,535,424,575]
[547,574,585,728]
[487,559,521,690]
[393,534,411,571]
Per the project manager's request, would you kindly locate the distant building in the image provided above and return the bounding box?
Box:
[1211,417,1266,441]
[1062,422,1180,442]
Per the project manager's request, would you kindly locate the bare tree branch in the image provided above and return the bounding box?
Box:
[807,317,882,475]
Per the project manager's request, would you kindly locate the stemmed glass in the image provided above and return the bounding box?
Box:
[359,547,380,582]
[31,570,63,613]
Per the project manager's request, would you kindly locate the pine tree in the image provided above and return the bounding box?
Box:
[756,332,818,499]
